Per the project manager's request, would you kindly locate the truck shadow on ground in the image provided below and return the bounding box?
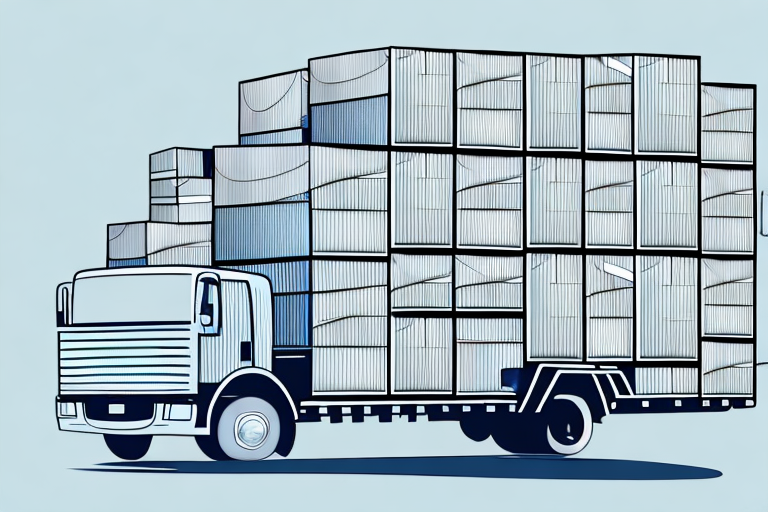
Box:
[80,456,721,480]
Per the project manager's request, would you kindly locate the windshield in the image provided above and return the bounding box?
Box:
[73,273,193,324]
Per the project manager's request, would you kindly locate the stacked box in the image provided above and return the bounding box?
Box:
[702,342,753,395]
[309,49,389,145]
[635,367,698,395]
[701,168,753,253]
[637,256,697,359]
[107,221,211,267]
[636,56,698,154]
[393,317,452,392]
[638,161,697,249]
[527,253,583,360]
[527,157,582,246]
[584,56,632,152]
[392,152,452,246]
[701,85,754,163]
[456,155,522,249]
[527,55,581,150]
[239,70,309,145]
[584,160,634,247]
[310,146,387,254]
[456,53,523,149]
[457,318,523,393]
[312,260,388,392]
[149,148,213,223]
[214,145,310,261]
[455,255,523,310]
[701,259,753,337]
[586,255,633,359]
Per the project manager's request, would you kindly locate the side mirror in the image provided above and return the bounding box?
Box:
[56,282,72,326]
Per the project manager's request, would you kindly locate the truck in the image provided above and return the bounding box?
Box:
[56,47,758,461]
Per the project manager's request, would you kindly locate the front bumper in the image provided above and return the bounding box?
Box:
[56,396,207,436]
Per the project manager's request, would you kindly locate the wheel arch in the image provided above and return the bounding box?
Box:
[206,368,298,430]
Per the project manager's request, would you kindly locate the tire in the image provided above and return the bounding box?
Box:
[543,394,592,455]
[195,433,231,461]
[491,415,548,454]
[216,397,281,461]
[460,416,491,442]
[104,434,152,460]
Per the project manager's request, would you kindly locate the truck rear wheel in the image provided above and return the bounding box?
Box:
[216,397,281,461]
[104,434,152,460]
[543,394,592,455]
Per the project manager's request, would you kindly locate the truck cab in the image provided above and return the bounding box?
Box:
[55,266,296,460]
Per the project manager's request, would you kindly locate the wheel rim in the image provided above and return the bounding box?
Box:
[234,412,270,450]
[545,394,592,455]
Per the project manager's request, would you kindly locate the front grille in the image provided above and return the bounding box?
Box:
[59,326,196,394]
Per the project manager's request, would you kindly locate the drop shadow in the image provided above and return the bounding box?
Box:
[76,455,721,480]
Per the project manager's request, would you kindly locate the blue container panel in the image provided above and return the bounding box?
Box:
[240,129,303,145]
[225,260,310,294]
[274,293,310,347]
[311,95,388,146]
[215,203,309,261]
[108,258,147,268]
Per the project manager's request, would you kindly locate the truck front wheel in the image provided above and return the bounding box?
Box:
[216,397,282,461]
[104,434,152,460]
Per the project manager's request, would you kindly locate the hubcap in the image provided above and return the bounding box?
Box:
[234,412,270,450]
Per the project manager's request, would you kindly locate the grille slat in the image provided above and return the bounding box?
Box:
[59,328,195,394]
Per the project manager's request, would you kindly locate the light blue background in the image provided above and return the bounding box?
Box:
[1,1,767,511]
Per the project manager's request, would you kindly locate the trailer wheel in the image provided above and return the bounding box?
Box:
[216,397,281,461]
[104,434,152,460]
[543,394,592,455]
[460,416,491,442]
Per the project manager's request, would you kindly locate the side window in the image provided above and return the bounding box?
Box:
[197,276,220,333]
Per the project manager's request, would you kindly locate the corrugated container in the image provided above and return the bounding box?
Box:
[239,70,308,137]
[528,157,582,246]
[457,318,523,393]
[393,49,453,145]
[527,55,581,150]
[107,222,211,266]
[701,168,753,253]
[393,317,453,392]
[392,152,452,246]
[107,223,146,261]
[150,148,211,179]
[584,56,632,152]
[527,254,583,359]
[311,146,387,254]
[636,56,698,154]
[456,52,523,148]
[586,255,633,359]
[391,254,452,310]
[637,256,697,359]
[702,342,753,395]
[311,96,388,145]
[635,367,698,394]
[214,146,309,206]
[309,49,389,104]
[457,155,523,248]
[312,347,387,393]
[224,260,309,294]
[312,260,387,393]
[455,255,523,310]
[701,85,754,163]
[150,177,212,223]
[585,160,633,247]
[214,203,309,261]
[701,259,753,337]
[638,161,697,249]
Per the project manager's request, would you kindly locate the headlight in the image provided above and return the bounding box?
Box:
[58,402,76,417]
